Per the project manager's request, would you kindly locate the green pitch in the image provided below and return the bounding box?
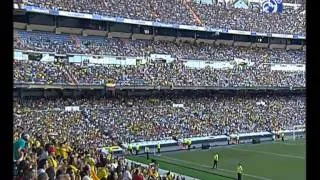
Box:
[128,140,305,180]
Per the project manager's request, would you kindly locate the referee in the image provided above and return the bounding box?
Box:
[213,153,219,169]
[236,163,243,180]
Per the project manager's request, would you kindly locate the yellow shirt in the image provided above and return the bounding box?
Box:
[152,171,159,178]
[214,154,219,161]
[59,147,69,160]
[48,156,58,170]
[69,165,79,175]
[97,167,108,179]
[237,165,243,174]
[55,147,61,157]
[90,168,99,180]
[166,174,173,180]
[107,154,112,161]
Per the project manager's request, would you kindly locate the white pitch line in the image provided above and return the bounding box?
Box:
[229,147,305,160]
[275,142,305,146]
[160,155,272,180]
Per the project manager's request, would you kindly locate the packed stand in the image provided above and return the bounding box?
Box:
[14,59,305,87]
[13,95,305,179]
[25,0,197,25]
[14,30,305,87]
[23,0,305,35]
[14,30,306,64]
[13,60,70,85]
[13,134,184,180]
[14,95,305,145]
[282,0,305,4]
[189,2,305,35]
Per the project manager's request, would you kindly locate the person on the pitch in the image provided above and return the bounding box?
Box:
[145,146,150,160]
[213,153,219,169]
[236,134,240,144]
[157,142,160,154]
[237,163,243,180]
[187,139,191,150]
[281,133,285,142]
[128,143,132,154]
[135,144,140,155]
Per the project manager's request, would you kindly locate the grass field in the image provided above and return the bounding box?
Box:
[128,140,305,180]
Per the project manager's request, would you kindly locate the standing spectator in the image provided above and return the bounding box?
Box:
[47,146,58,171]
[13,133,29,162]
[132,169,144,180]
[38,159,49,175]
[123,166,132,180]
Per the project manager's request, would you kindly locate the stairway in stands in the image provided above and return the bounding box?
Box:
[63,64,79,86]
[14,30,22,45]
[182,0,204,26]
[70,35,81,48]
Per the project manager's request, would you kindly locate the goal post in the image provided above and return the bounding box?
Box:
[293,125,305,141]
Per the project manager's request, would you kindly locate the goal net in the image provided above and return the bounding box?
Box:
[292,125,305,141]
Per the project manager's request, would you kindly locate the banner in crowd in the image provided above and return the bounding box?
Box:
[256,100,267,106]
[150,54,174,62]
[262,0,283,13]
[106,79,116,88]
[173,104,184,108]
[65,106,80,111]
[270,64,305,71]
[233,57,254,66]
[194,0,213,5]
[233,0,249,9]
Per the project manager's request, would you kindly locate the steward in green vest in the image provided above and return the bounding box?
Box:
[213,153,219,169]
[182,139,188,148]
[135,144,140,155]
[237,163,244,180]
[145,146,150,159]
[157,143,161,153]
[128,144,133,154]
[187,139,192,150]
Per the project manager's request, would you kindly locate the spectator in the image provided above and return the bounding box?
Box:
[38,172,49,180]
[132,169,144,180]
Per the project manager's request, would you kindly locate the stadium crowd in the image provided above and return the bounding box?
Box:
[14,60,68,85]
[14,59,305,87]
[13,0,306,179]
[14,30,306,64]
[13,132,182,180]
[13,29,306,87]
[14,95,305,145]
[189,2,305,35]
[23,0,305,35]
[14,94,305,180]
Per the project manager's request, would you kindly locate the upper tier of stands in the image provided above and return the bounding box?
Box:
[23,0,305,35]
